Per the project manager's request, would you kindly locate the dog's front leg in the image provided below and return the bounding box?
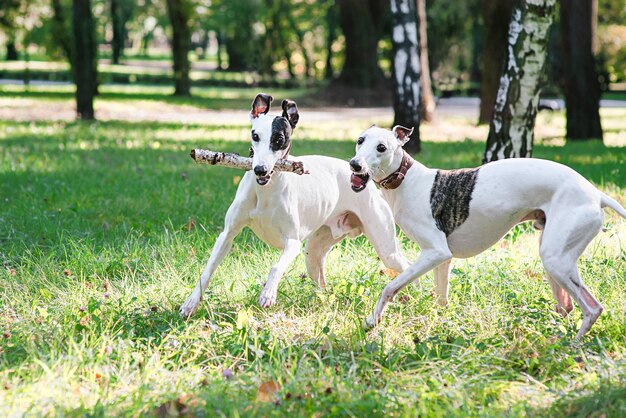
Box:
[180,191,252,317]
[258,239,301,308]
[365,248,452,329]
[180,225,242,317]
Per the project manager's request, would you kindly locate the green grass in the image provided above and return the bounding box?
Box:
[1,105,626,416]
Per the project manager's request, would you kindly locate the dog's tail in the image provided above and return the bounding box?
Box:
[601,193,626,220]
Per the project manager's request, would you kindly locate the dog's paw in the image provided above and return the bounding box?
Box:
[258,287,277,308]
[180,294,200,318]
[363,315,378,331]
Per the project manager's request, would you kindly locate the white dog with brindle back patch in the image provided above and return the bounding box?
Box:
[349,125,626,339]
[179,94,410,316]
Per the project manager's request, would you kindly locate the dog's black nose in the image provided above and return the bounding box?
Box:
[349,159,362,172]
[254,165,268,176]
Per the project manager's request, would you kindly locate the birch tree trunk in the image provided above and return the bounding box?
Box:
[72,0,97,120]
[560,0,603,141]
[391,0,421,153]
[165,0,191,96]
[416,0,435,123]
[483,0,555,163]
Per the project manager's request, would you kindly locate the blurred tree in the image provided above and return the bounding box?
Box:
[417,0,434,122]
[560,0,603,141]
[336,0,386,88]
[483,0,555,163]
[478,0,514,125]
[390,0,421,152]
[51,0,74,68]
[111,0,133,64]
[425,0,476,92]
[72,0,97,120]
[218,0,259,71]
[324,1,337,80]
[165,0,192,96]
[0,0,21,60]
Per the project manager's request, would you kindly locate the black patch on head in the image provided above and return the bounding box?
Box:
[430,168,480,236]
[270,116,292,152]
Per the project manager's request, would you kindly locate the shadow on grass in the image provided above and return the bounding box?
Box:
[531,380,626,417]
[2,120,626,255]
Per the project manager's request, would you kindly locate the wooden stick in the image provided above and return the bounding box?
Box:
[190,149,309,175]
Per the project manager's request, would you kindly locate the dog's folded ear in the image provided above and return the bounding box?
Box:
[392,125,414,146]
[251,93,273,118]
[281,99,299,129]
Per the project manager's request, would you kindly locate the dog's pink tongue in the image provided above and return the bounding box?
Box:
[351,173,364,188]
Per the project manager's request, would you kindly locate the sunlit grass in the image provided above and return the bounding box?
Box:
[1,101,626,416]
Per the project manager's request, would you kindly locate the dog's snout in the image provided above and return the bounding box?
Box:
[254,165,268,176]
[349,159,362,172]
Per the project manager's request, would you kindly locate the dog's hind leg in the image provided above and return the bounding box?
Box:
[540,207,605,339]
[259,239,301,308]
[538,227,573,317]
[305,226,343,288]
[547,273,574,317]
[433,259,452,307]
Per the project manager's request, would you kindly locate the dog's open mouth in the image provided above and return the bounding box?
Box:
[350,172,370,192]
[256,172,273,186]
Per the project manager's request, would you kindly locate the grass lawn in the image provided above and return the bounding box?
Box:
[1,89,626,416]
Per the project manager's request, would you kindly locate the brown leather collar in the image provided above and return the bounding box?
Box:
[374,151,414,190]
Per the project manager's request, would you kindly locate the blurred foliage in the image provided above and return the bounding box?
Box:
[0,0,623,91]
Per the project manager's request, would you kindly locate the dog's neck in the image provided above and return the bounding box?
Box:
[374,148,414,190]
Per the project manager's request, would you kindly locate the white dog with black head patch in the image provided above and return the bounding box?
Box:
[180,94,410,316]
[349,125,626,339]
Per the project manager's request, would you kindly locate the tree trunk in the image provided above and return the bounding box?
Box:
[52,0,74,72]
[391,0,421,153]
[560,0,603,141]
[478,0,514,124]
[216,31,223,70]
[111,0,124,64]
[325,4,337,80]
[483,0,555,163]
[6,41,18,60]
[336,0,386,88]
[199,29,210,59]
[416,0,434,123]
[72,0,97,120]
[165,0,191,96]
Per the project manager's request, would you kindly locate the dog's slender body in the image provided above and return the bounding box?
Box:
[349,126,626,339]
[180,96,410,316]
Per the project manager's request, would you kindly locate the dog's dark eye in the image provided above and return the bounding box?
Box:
[357,137,365,145]
[252,133,260,142]
[376,144,387,153]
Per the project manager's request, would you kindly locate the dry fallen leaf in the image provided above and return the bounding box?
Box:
[257,380,281,402]
[8,268,16,276]
[63,269,72,277]
[380,268,399,278]
[233,175,242,185]
[185,217,196,231]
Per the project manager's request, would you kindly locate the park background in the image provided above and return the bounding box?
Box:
[1,0,626,416]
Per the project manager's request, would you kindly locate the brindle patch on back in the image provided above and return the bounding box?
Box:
[430,168,480,236]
